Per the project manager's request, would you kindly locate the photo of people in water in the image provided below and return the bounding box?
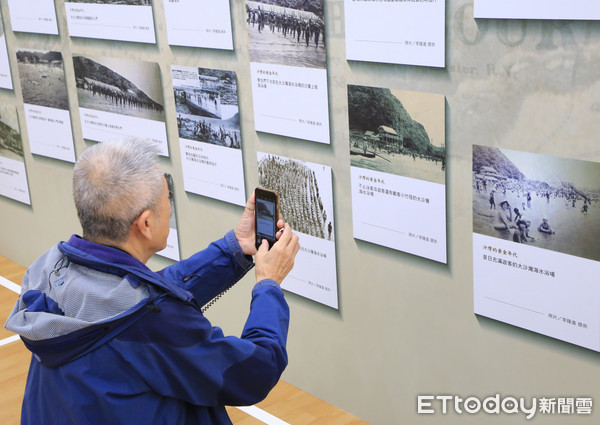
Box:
[473,145,600,262]
[17,50,69,111]
[246,0,326,69]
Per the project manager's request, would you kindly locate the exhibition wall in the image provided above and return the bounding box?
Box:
[1,1,599,424]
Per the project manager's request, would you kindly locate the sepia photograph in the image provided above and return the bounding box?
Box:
[65,0,151,5]
[473,145,600,262]
[0,105,24,162]
[73,55,164,122]
[258,153,334,241]
[246,0,326,69]
[348,84,446,185]
[173,67,241,149]
[17,50,69,110]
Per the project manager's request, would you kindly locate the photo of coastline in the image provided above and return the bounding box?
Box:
[348,85,445,185]
[473,145,600,262]
[73,55,164,122]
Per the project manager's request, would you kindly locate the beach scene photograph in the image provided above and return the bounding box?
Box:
[73,55,164,122]
[473,145,600,262]
[348,85,446,185]
[17,50,69,110]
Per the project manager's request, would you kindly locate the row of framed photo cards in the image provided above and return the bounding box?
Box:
[3,59,600,351]
[1,0,446,147]
[0,51,448,310]
[2,0,599,350]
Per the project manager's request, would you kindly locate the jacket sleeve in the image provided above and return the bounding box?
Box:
[110,280,289,407]
[158,230,254,308]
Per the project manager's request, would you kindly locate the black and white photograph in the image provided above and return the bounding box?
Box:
[0,104,31,205]
[174,68,241,150]
[17,50,69,111]
[73,56,164,122]
[258,153,334,241]
[65,0,151,5]
[473,145,600,262]
[257,151,338,309]
[246,0,326,69]
[0,105,23,163]
[348,85,446,185]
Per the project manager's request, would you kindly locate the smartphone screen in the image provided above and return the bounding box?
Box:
[255,188,279,249]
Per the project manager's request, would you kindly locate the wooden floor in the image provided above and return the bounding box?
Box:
[0,255,368,425]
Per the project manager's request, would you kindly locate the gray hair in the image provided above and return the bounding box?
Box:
[73,138,163,243]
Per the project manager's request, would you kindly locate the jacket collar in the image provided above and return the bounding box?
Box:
[58,235,194,303]
[65,235,148,270]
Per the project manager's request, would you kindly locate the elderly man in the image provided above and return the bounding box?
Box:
[5,139,300,425]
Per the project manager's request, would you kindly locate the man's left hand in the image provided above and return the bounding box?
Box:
[234,193,259,256]
[234,192,284,256]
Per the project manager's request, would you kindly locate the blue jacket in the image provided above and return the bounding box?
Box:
[4,230,289,425]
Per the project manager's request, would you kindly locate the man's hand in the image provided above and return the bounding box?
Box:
[234,192,259,256]
[234,192,285,256]
[255,223,300,284]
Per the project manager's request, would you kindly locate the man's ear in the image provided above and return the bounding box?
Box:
[132,209,153,241]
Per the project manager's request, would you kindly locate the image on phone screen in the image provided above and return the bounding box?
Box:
[256,197,276,240]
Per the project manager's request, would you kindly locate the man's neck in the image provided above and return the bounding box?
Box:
[85,236,152,264]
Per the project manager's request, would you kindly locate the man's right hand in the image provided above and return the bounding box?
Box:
[254,223,300,284]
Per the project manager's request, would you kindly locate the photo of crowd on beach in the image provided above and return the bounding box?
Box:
[258,153,334,241]
[173,67,241,150]
[17,50,69,111]
[348,84,446,185]
[73,55,164,122]
[473,145,600,262]
[246,0,326,69]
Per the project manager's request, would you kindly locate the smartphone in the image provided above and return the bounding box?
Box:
[255,187,280,250]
